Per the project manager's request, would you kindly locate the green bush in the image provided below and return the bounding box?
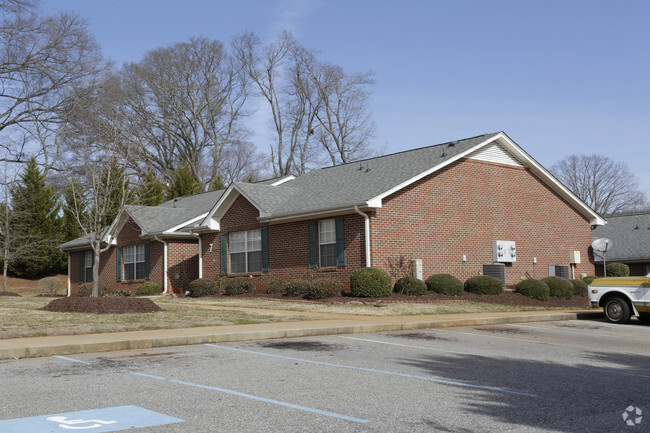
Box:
[187,278,218,297]
[541,276,574,299]
[137,282,162,295]
[570,279,588,297]
[224,277,256,296]
[37,276,66,296]
[305,278,343,299]
[515,279,550,301]
[582,275,598,285]
[425,274,463,296]
[350,267,392,297]
[77,283,108,297]
[265,279,286,295]
[606,262,629,277]
[393,277,427,296]
[283,279,313,297]
[464,275,503,295]
[105,290,133,297]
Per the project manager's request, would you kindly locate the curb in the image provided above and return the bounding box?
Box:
[0,311,603,360]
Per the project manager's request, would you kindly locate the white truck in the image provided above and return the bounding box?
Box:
[588,273,650,323]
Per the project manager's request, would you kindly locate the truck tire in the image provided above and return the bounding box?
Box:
[603,297,631,324]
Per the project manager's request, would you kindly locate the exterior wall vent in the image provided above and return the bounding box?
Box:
[483,263,506,287]
[548,265,570,279]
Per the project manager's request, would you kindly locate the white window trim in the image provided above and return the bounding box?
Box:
[123,244,146,281]
[229,229,262,274]
[318,219,337,268]
[84,251,93,283]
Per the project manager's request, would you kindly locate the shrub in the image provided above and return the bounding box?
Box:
[283,279,313,297]
[386,256,413,281]
[187,278,218,297]
[393,277,427,296]
[350,267,392,297]
[464,275,503,295]
[265,279,286,295]
[606,262,629,277]
[570,279,589,297]
[77,283,108,297]
[37,276,66,296]
[582,275,598,285]
[305,278,343,299]
[541,276,574,299]
[137,282,162,295]
[105,290,133,297]
[224,277,256,296]
[425,274,463,296]
[515,279,550,301]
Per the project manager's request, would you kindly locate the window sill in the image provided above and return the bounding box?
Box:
[121,279,148,284]
[228,272,265,277]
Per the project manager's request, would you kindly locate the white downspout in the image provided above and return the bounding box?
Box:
[190,233,203,279]
[153,236,169,294]
[67,252,71,297]
[354,205,371,267]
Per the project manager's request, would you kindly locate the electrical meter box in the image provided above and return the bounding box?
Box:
[569,251,581,264]
[492,240,517,263]
[411,259,423,280]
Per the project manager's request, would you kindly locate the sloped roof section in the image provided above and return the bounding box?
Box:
[592,212,650,262]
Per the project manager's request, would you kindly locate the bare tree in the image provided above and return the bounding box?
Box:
[550,154,649,215]
[0,6,106,169]
[117,37,251,189]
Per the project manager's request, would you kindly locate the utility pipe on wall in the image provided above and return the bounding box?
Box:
[153,236,169,294]
[354,205,371,267]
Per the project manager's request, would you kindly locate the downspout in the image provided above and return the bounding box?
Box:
[190,233,203,279]
[354,206,371,267]
[67,252,71,297]
[153,236,169,294]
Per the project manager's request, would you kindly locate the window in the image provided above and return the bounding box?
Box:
[229,229,262,273]
[319,219,337,268]
[84,251,93,282]
[123,244,146,280]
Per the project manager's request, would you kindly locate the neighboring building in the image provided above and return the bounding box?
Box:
[592,212,650,276]
[61,131,605,295]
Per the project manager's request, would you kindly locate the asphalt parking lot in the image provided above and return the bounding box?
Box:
[1,317,648,432]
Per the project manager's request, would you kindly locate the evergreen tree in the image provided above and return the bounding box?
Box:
[138,169,166,206]
[166,164,202,199]
[8,158,66,278]
[209,174,226,191]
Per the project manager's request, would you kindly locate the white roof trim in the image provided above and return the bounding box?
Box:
[271,175,296,186]
[199,183,268,228]
[163,213,208,234]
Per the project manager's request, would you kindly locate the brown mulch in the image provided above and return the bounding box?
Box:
[217,290,591,308]
[41,297,163,314]
[0,292,21,297]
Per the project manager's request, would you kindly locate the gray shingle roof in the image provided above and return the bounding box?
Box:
[233,133,500,218]
[592,212,650,262]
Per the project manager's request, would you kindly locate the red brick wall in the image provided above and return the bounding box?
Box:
[167,239,199,293]
[370,158,596,285]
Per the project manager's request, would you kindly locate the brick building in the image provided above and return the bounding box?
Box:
[61,132,605,295]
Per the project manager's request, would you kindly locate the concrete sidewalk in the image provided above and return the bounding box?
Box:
[0,309,602,360]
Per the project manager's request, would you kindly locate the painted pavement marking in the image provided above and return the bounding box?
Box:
[0,405,183,433]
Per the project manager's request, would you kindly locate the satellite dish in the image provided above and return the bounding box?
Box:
[591,238,611,252]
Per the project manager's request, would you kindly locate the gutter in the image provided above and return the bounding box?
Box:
[153,236,169,294]
[354,205,371,267]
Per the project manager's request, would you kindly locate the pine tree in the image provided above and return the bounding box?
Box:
[209,174,226,191]
[138,169,166,206]
[8,158,66,278]
[166,164,202,199]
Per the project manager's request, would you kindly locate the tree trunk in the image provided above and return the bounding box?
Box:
[92,245,101,297]
[2,259,8,293]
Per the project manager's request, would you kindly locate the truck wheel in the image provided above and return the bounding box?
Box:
[603,297,631,324]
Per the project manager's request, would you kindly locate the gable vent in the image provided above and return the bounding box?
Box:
[468,143,524,167]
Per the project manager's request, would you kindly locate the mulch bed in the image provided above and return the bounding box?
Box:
[41,297,163,314]
[0,292,21,297]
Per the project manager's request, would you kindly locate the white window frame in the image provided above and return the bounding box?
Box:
[84,250,93,283]
[229,229,262,274]
[318,219,337,268]
[123,244,146,281]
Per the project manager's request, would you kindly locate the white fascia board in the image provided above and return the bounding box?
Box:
[199,185,238,227]
[367,134,499,206]
[163,213,208,235]
[103,209,128,243]
[271,175,296,186]
[233,184,269,218]
[495,133,606,226]
[261,203,376,223]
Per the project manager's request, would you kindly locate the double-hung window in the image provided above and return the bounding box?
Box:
[123,244,146,280]
[229,229,262,273]
[318,219,337,268]
[84,251,93,282]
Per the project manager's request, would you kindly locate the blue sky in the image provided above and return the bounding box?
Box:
[43,0,650,195]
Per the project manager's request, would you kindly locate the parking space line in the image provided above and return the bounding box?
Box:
[511,323,650,343]
[53,355,90,364]
[434,328,594,350]
[204,344,537,397]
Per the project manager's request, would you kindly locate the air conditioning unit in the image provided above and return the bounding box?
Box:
[483,263,506,287]
[548,265,570,279]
